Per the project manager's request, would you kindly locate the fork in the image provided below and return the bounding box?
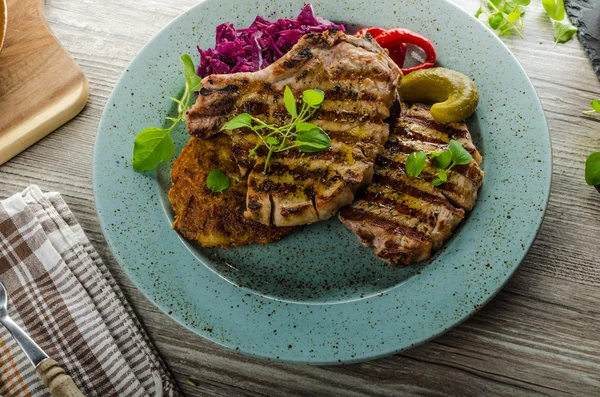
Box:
[0,281,85,397]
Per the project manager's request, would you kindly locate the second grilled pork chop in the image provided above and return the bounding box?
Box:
[186,30,401,226]
[339,103,484,267]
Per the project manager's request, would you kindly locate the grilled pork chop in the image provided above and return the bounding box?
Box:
[169,136,295,247]
[339,103,484,267]
[186,29,402,226]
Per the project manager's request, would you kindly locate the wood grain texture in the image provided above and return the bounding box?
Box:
[0,0,88,166]
[0,0,599,395]
[36,358,85,397]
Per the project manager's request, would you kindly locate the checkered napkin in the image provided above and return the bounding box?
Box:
[0,186,180,397]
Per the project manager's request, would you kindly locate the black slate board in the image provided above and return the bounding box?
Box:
[565,0,600,81]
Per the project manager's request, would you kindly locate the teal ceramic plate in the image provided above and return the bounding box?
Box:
[93,0,551,364]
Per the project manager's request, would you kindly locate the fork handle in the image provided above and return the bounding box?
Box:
[36,358,85,397]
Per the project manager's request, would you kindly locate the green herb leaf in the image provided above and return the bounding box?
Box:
[489,13,503,29]
[490,0,502,6]
[303,89,325,108]
[514,0,530,5]
[542,0,565,21]
[554,21,578,46]
[438,168,448,182]
[592,99,600,113]
[132,53,200,172]
[474,6,483,18]
[284,86,297,118]
[181,54,202,92]
[431,150,452,169]
[449,140,473,165]
[296,122,319,132]
[405,151,427,178]
[267,137,280,145]
[585,152,600,186]
[132,127,175,172]
[507,11,521,23]
[206,170,230,193]
[221,113,252,130]
[431,178,445,186]
[295,128,331,153]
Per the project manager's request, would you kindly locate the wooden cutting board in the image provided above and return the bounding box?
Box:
[0,0,88,166]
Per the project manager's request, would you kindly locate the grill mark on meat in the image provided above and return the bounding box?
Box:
[394,125,448,144]
[372,173,463,215]
[381,141,482,183]
[341,206,431,243]
[403,115,468,138]
[359,190,435,225]
[375,156,474,200]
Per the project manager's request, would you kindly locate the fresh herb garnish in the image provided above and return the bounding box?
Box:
[553,21,578,46]
[475,0,530,38]
[405,151,427,177]
[132,54,200,172]
[476,0,577,45]
[542,0,565,21]
[206,170,230,193]
[406,140,473,186]
[583,99,600,115]
[542,0,578,46]
[585,153,600,186]
[221,86,330,172]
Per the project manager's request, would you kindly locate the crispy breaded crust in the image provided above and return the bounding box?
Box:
[169,136,295,247]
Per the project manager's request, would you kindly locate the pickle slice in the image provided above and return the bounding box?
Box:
[399,67,479,124]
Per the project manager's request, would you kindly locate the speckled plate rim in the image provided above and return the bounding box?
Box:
[93,0,552,364]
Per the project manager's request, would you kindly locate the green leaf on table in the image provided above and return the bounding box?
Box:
[431,178,445,186]
[284,86,297,118]
[221,113,252,130]
[591,99,600,113]
[554,21,578,46]
[132,127,175,172]
[449,140,473,165]
[585,152,600,186]
[405,151,426,178]
[302,89,325,108]
[542,0,565,21]
[206,170,230,193]
[430,150,452,169]
[295,128,331,153]
[489,13,503,30]
[507,11,521,23]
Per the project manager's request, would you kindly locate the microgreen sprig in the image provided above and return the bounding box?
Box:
[405,140,473,186]
[583,99,600,189]
[132,54,200,172]
[475,0,530,38]
[582,99,600,116]
[221,86,331,172]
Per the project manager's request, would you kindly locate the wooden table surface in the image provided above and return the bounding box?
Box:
[2,0,600,395]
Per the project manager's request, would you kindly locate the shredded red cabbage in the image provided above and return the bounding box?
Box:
[197,4,345,77]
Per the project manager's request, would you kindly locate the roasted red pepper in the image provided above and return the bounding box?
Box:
[355,27,407,70]
[355,27,436,75]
